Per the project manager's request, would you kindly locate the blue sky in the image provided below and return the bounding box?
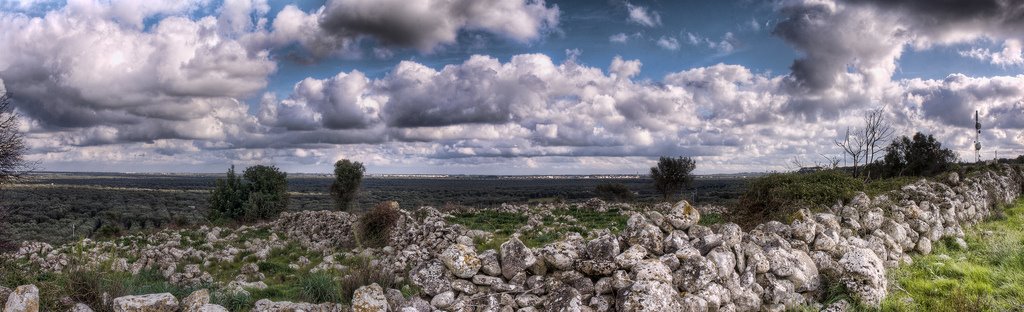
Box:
[0,0,1022,174]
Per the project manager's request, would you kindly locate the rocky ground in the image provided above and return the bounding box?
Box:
[1,165,1022,311]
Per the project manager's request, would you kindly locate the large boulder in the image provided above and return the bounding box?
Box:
[4,285,39,312]
[352,283,390,312]
[439,244,481,278]
[838,248,887,307]
[666,200,701,230]
[500,237,537,279]
[112,293,179,312]
[409,259,453,296]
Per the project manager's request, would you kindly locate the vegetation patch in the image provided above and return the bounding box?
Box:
[879,199,1024,311]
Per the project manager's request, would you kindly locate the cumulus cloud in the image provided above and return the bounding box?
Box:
[625,3,661,27]
[960,39,1024,67]
[318,0,560,52]
[609,32,629,43]
[0,2,274,145]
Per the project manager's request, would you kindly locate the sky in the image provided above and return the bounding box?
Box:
[0,0,1022,175]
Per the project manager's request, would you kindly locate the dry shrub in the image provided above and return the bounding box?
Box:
[357,201,402,248]
[338,257,401,303]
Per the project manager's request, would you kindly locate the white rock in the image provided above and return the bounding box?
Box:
[352,283,390,312]
[439,244,482,278]
[112,293,179,312]
[4,285,39,312]
[839,248,887,307]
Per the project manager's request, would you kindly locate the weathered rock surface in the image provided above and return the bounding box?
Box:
[839,248,887,307]
[112,293,178,312]
[352,283,390,312]
[4,285,39,312]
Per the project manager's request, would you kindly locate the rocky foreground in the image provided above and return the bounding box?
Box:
[2,165,1022,311]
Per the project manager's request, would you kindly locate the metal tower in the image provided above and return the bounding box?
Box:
[975,110,982,162]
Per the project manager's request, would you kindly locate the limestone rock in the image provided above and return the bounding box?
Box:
[478,249,501,276]
[181,289,210,312]
[617,281,681,311]
[500,237,537,279]
[4,285,39,312]
[585,233,620,261]
[623,214,665,255]
[70,303,95,312]
[439,244,482,278]
[614,245,647,269]
[666,200,701,230]
[632,259,673,284]
[112,293,179,312]
[839,248,887,307]
[409,259,453,296]
[351,284,389,312]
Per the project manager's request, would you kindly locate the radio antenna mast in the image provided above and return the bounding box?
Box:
[974,110,982,163]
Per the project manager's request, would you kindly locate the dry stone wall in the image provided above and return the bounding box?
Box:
[1,165,1021,312]
[395,165,1023,311]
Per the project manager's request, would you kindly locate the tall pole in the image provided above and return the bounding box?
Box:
[975,110,982,163]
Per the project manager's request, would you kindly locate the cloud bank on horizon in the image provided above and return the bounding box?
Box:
[0,0,1022,174]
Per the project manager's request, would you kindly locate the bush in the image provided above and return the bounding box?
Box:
[331,159,366,211]
[337,257,403,304]
[594,183,634,202]
[650,156,696,201]
[209,165,289,222]
[736,170,864,227]
[357,202,401,248]
[879,132,958,178]
[298,273,342,303]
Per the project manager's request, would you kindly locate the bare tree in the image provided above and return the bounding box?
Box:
[0,92,30,185]
[862,107,894,165]
[835,127,865,176]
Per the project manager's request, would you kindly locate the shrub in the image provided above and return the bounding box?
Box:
[650,156,696,201]
[879,132,958,178]
[298,273,342,303]
[209,165,289,222]
[331,159,365,211]
[356,202,401,248]
[736,170,864,227]
[594,183,634,202]
[64,270,127,312]
[337,258,403,304]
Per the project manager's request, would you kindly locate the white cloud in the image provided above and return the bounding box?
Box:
[656,36,679,50]
[609,33,629,43]
[626,3,661,27]
[960,39,1024,67]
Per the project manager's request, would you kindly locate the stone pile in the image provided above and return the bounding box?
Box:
[396,165,1022,311]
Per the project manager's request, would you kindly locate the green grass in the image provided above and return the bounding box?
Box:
[864,177,918,198]
[877,199,1024,311]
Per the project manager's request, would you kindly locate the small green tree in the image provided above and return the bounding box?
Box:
[210,165,289,221]
[650,156,696,201]
[331,159,365,210]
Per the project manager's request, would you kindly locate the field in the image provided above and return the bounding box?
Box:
[1,172,750,245]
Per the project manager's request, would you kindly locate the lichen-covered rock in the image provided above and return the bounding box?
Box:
[623,214,665,255]
[543,241,580,271]
[839,248,887,307]
[617,281,681,311]
[478,249,501,276]
[409,259,452,296]
[251,299,343,312]
[429,291,454,309]
[112,293,179,312]
[614,245,647,269]
[4,285,39,312]
[674,255,717,293]
[585,233,620,261]
[70,303,95,312]
[706,246,737,280]
[439,244,481,278]
[632,259,673,284]
[195,305,228,312]
[548,287,584,312]
[181,289,210,312]
[500,237,537,279]
[352,283,389,312]
[666,200,701,230]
